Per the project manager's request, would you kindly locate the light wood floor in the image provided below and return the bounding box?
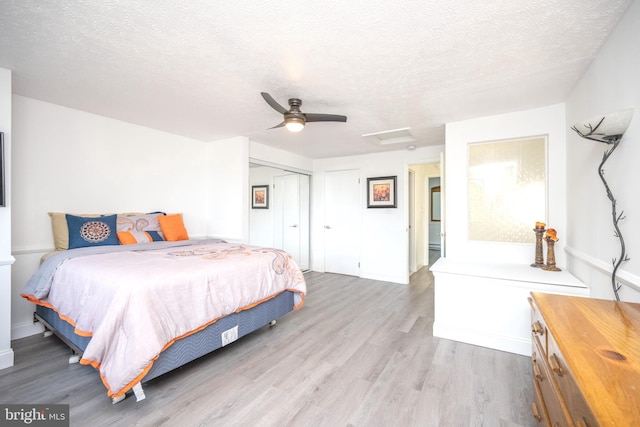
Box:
[0,268,536,427]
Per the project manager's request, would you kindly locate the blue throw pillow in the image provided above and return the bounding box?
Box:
[66,214,120,249]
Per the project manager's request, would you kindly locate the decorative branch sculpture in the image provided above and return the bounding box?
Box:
[571,108,634,301]
[596,139,628,301]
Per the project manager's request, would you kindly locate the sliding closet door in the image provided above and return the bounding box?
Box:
[272,173,310,271]
[297,174,310,270]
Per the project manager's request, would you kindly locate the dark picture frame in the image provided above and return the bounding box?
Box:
[367,176,397,208]
[251,185,269,209]
[0,132,5,207]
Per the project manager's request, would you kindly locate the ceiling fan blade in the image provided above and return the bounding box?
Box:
[268,121,286,129]
[261,92,289,115]
[305,113,347,123]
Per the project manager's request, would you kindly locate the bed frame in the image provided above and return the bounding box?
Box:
[34,290,296,403]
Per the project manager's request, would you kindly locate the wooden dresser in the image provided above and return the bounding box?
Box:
[528,292,640,426]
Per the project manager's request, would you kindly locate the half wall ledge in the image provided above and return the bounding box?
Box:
[429,258,589,356]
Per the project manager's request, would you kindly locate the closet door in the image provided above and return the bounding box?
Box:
[281,174,300,264]
[272,174,309,270]
[324,169,361,276]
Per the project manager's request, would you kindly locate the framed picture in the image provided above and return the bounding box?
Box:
[367,176,397,208]
[251,185,269,209]
[0,132,4,207]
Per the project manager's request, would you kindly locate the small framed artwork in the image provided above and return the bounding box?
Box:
[251,185,269,209]
[367,176,397,208]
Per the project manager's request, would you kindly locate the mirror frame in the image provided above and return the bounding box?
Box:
[431,185,441,222]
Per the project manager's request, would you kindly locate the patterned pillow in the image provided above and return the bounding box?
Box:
[117,214,163,233]
[66,214,120,249]
[116,213,165,245]
[117,230,164,245]
[50,212,142,250]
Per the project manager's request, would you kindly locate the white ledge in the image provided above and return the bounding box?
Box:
[0,256,16,266]
[430,258,587,289]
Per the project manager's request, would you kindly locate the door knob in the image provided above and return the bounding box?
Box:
[324,225,331,229]
[289,224,298,228]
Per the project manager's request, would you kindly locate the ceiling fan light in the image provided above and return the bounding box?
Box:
[285,117,305,132]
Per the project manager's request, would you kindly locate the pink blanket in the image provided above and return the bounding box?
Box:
[24,241,306,398]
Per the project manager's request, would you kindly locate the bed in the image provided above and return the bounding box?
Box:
[21,230,306,404]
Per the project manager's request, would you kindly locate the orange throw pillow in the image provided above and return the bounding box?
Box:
[158,214,189,241]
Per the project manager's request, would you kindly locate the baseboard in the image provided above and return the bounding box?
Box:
[0,348,15,370]
[12,321,44,340]
[433,322,531,357]
[360,271,407,285]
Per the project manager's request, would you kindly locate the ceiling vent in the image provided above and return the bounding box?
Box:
[362,127,416,145]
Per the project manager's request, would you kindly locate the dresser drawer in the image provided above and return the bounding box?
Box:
[546,331,598,427]
[532,348,573,427]
[532,378,550,426]
[529,297,547,355]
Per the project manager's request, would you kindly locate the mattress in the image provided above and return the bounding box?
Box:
[35,290,295,383]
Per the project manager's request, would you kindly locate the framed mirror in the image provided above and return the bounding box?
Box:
[431,185,441,222]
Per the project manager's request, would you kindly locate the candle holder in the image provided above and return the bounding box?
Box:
[542,236,561,272]
[531,227,546,268]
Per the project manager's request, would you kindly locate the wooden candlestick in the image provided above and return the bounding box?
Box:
[531,228,546,268]
[542,237,561,272]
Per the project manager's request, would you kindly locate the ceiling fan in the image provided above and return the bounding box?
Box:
[261,92,347,132]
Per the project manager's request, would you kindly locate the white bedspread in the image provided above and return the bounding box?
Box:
[22,241,306,398]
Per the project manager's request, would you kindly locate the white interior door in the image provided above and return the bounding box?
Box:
[273,177,284,250]
[281,174,300,264]
[273,174,304,267]
[324,169,361,276]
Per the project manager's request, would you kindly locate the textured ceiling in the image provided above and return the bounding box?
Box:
[0,1,632,159]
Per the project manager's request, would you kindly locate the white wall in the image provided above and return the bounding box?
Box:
[249,140,313,173]
[11,96,211,251]
[312,146,443,284]
[565,0,640,301]
[205,136,249,242]
[445,103,567,266]
[0,68,14,369]
[10,96,215,339]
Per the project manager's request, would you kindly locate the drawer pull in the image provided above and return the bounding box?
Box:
[531,321,543,335]
[533,360,543,381]
[550,354,563,376]
[531,402,542,422]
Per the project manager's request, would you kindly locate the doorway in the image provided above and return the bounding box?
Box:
[408,161,442,276]
[428,177,442,265]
